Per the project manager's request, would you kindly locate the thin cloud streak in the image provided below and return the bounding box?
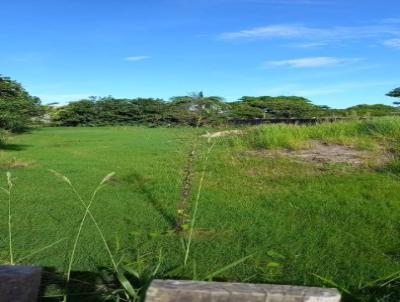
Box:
[220,23,400,42]
[291,42,329,48]
[257,80,398,98]
[124,56,151,61]
[266,57,363,68]
[384,38,400,48]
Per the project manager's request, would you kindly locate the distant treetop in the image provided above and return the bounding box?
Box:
[387,88,400,98]
[387,87,400,107]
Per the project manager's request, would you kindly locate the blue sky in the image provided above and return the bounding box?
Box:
[1,0,400,108]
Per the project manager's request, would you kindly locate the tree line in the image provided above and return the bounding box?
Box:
[49,92,400,127]
[1,75,400,132]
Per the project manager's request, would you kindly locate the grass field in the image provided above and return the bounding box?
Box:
[1,121,400,301]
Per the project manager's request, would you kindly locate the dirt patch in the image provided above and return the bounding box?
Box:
[5,158,35,168]
[248,141,392,166]
[202,130,242,138]
[290,143,373,165]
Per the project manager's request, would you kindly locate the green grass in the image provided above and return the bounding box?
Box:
[230,117,400,150]
[0,122,400,301]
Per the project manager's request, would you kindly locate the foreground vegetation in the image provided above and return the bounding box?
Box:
[232,117,400,151]
[0,118,399,301]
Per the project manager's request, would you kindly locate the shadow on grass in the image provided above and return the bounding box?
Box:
[38,267,107,302]
[339,286,400,302]
[37,266,400,302]
[122,172,177,229]
[0,143,31,151]
[39,266,152,302]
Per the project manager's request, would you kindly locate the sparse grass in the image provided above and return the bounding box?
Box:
[0,122,400,301]
[229,117,400,150]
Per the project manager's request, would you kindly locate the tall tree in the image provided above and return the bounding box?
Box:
[169,92,226,125]
[0,75,42,131]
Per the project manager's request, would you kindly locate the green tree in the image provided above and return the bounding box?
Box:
[226,101,265,120]
[54,97,168,126]
[0,75,42,131]
[169,92,226,125]
[345,104,397,117]
[387,88,400,107]
[238,96,331,118]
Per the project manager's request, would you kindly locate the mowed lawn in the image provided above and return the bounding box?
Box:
[1,126,400,300]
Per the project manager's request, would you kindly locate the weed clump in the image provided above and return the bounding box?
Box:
[230,117,400,151]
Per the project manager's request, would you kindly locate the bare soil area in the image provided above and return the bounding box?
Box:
[248,141,392,166]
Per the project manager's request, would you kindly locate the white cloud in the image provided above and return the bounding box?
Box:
[384,38,400,48]
[266,57,363,68]
[220,23,400,42]
[124,56,150,61]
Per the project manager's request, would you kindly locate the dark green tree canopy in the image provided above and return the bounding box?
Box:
[387,88,400,106]
[387,88,400,98]
[46,90,400,127]
[54,97,167,126]
[169,92,227,125]
[345,104,398,116]
[238,96,331,118]
[0,75,42,131]
[170,92,226,111]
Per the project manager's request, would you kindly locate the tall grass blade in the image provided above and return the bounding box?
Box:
[50,169,119,269]
[49,169,72,186]
[116,271,138,300]
[312,273,352,295]
[17,237,67,263]
[204,253,255,281]
[183,141,216,266]
[2,172,14,265]
[361,270,400,289]
[49,170,117,302]
[176,142,197,231]
[99,172,116,186]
